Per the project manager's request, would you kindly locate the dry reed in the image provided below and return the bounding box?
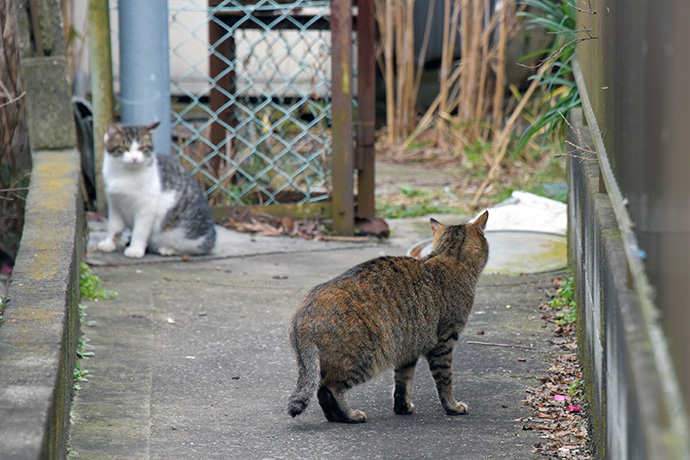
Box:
[0,0,29,263]
[375,0,529,162]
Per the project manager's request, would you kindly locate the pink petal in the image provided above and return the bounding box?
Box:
[568,405,583,412]
[554,394,568,401]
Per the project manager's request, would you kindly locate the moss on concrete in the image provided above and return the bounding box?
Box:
[20,57,76,150]
[0,149,83,460]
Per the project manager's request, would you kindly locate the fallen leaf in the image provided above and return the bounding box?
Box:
[521,277,592,459]
[279,217,295,232]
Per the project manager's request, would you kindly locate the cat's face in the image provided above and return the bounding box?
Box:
[104,122,159,167]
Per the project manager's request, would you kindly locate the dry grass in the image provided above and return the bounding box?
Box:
[374,1,569,209]
[376,141,566,217]
[0,0,30,267]
[376,0,527,148]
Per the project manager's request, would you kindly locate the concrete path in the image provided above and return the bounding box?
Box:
[68,222,559,460]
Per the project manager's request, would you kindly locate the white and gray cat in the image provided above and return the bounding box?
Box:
[97,121,216,258]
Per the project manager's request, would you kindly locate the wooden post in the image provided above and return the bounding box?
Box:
[88,0,114,214]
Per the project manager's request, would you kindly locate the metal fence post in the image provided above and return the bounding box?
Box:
[118,0,171,154]
[208,0,237,178]
[330,0,354,235]
[356,0,376,220]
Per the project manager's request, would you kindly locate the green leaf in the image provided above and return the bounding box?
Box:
[515,0,581,156]
[80,262,116,301]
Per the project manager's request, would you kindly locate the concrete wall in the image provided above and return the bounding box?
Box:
[0,151,83,460]
[0,1,84,458]
[568,108,689,459]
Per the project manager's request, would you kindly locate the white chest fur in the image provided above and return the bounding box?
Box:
[102,153,178,229]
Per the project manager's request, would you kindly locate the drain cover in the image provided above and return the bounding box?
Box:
[407,230,567,275]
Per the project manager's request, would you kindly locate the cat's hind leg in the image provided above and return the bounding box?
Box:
[316,348,377,422]
[156,246,177,256]
[393,359,418,415]
[426,333,468,415]
[316,384,367,423]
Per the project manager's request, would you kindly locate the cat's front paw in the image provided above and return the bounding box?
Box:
[124,246,146,258]
[97,239,117,253]
[443,401,469,416]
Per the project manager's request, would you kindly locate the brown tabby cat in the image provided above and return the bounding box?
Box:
[287,211,489,423]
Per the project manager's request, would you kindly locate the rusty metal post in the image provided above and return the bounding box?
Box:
[208,1,236,177]
[330,0,354,234]
[355,0,376,219]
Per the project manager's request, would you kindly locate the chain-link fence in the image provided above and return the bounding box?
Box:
[111,0,337,207]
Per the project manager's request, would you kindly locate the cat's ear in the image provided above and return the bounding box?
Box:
[145,121,161,132]
[430,218,443,235]
[105,122,120,141]
[430,218,445,249]
[471,210,489,231]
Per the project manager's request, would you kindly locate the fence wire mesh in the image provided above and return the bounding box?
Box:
[112,0,338,206]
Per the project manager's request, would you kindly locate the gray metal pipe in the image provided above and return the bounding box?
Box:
[118,0,171,154]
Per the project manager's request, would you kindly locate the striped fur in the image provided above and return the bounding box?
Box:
[287,211,489,423]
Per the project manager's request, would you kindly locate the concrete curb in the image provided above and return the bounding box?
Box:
[0,149,84,460]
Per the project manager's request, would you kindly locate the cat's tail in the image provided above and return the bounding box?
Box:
[287,337,320,418]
